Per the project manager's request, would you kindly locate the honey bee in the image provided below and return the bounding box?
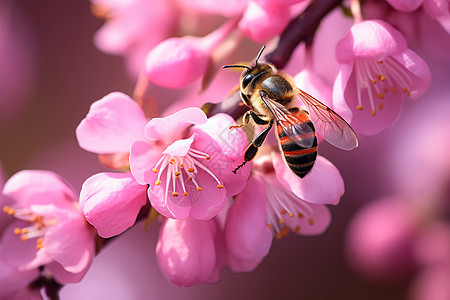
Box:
[224,46,358,178]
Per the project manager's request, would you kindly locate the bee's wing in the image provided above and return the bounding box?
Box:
[260,92,316,149]
[296,88,358,150]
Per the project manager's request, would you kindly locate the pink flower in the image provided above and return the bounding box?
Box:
[333,19,431,135]
[225,149,344,272]
[91,0,178,75]
[238,1,291,43]
[130,107,250,220]
[156,216,226,286]
[145,19,238,89]
[1,170,95,284]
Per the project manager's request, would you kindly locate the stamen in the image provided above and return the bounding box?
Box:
[192,158,223,189]
[265,182,317,239]
[354,57,414,116]
[152,147,224,202]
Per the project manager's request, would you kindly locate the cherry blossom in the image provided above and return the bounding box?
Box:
[130,107,250,220]
[333,19,431,135]
[1,170,95,284]
[225,148,343,271]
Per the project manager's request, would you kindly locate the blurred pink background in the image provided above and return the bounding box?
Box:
[1,1,449,299]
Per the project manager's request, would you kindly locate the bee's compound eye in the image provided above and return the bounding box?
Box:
[242,74,254,89]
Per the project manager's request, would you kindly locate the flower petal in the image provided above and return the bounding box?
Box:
[239,1,290,43]
[148,169,227,220]
[391,49,431,100]
[145,37,209,89]
[129,140,162,185]
[191,113,251,197]
[386,0,424,12]
[156,218,217,286]
[44,212,94,274]
[274,154,344,205]
[336,20,407,63]
[79,172,147,238]
[341,65,404,135]
[45,260,88,284]
[76,92,147,153]
[225,176,272,272]
[144,107,207,142]
[3,170,75,208]
[287,203,331,235]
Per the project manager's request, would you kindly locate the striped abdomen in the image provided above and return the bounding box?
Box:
[277,110,318,178]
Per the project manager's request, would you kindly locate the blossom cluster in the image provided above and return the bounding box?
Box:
[1,0,448,298]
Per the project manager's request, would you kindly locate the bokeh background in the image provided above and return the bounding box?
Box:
[1,1,449,299]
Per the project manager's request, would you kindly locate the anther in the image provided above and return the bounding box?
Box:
[281,209,287,214]
[279,218,285,224]
[378,103,384,110]
[298,213,304,218]
[371,79,377,84]
[288,212,294,217]
[188,168,194,172]
[14,227,21,235]
[308,218,314,225]
[391,87,397,93]
[36,237,44,250]
[294,226,301,233]
[371,109,376,116]
[174,171,180,176]
[217,184,224,189]
[356,105,364,110]
[155,180,161,186]
[172,192,179,197]
[376,93,384,99]
[196,187,202,191]
[281,226,289,237]
[152,168,158,173]
[183,192,188,196]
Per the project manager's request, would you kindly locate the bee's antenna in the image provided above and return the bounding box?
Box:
[255,45,266,65]
[222,64,252,72]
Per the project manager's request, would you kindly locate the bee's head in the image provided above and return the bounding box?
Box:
[223,45,274,91]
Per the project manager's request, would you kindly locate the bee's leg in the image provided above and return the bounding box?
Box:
[233,121,273,174]
[230,111,269,129]
[229,111,252,129]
